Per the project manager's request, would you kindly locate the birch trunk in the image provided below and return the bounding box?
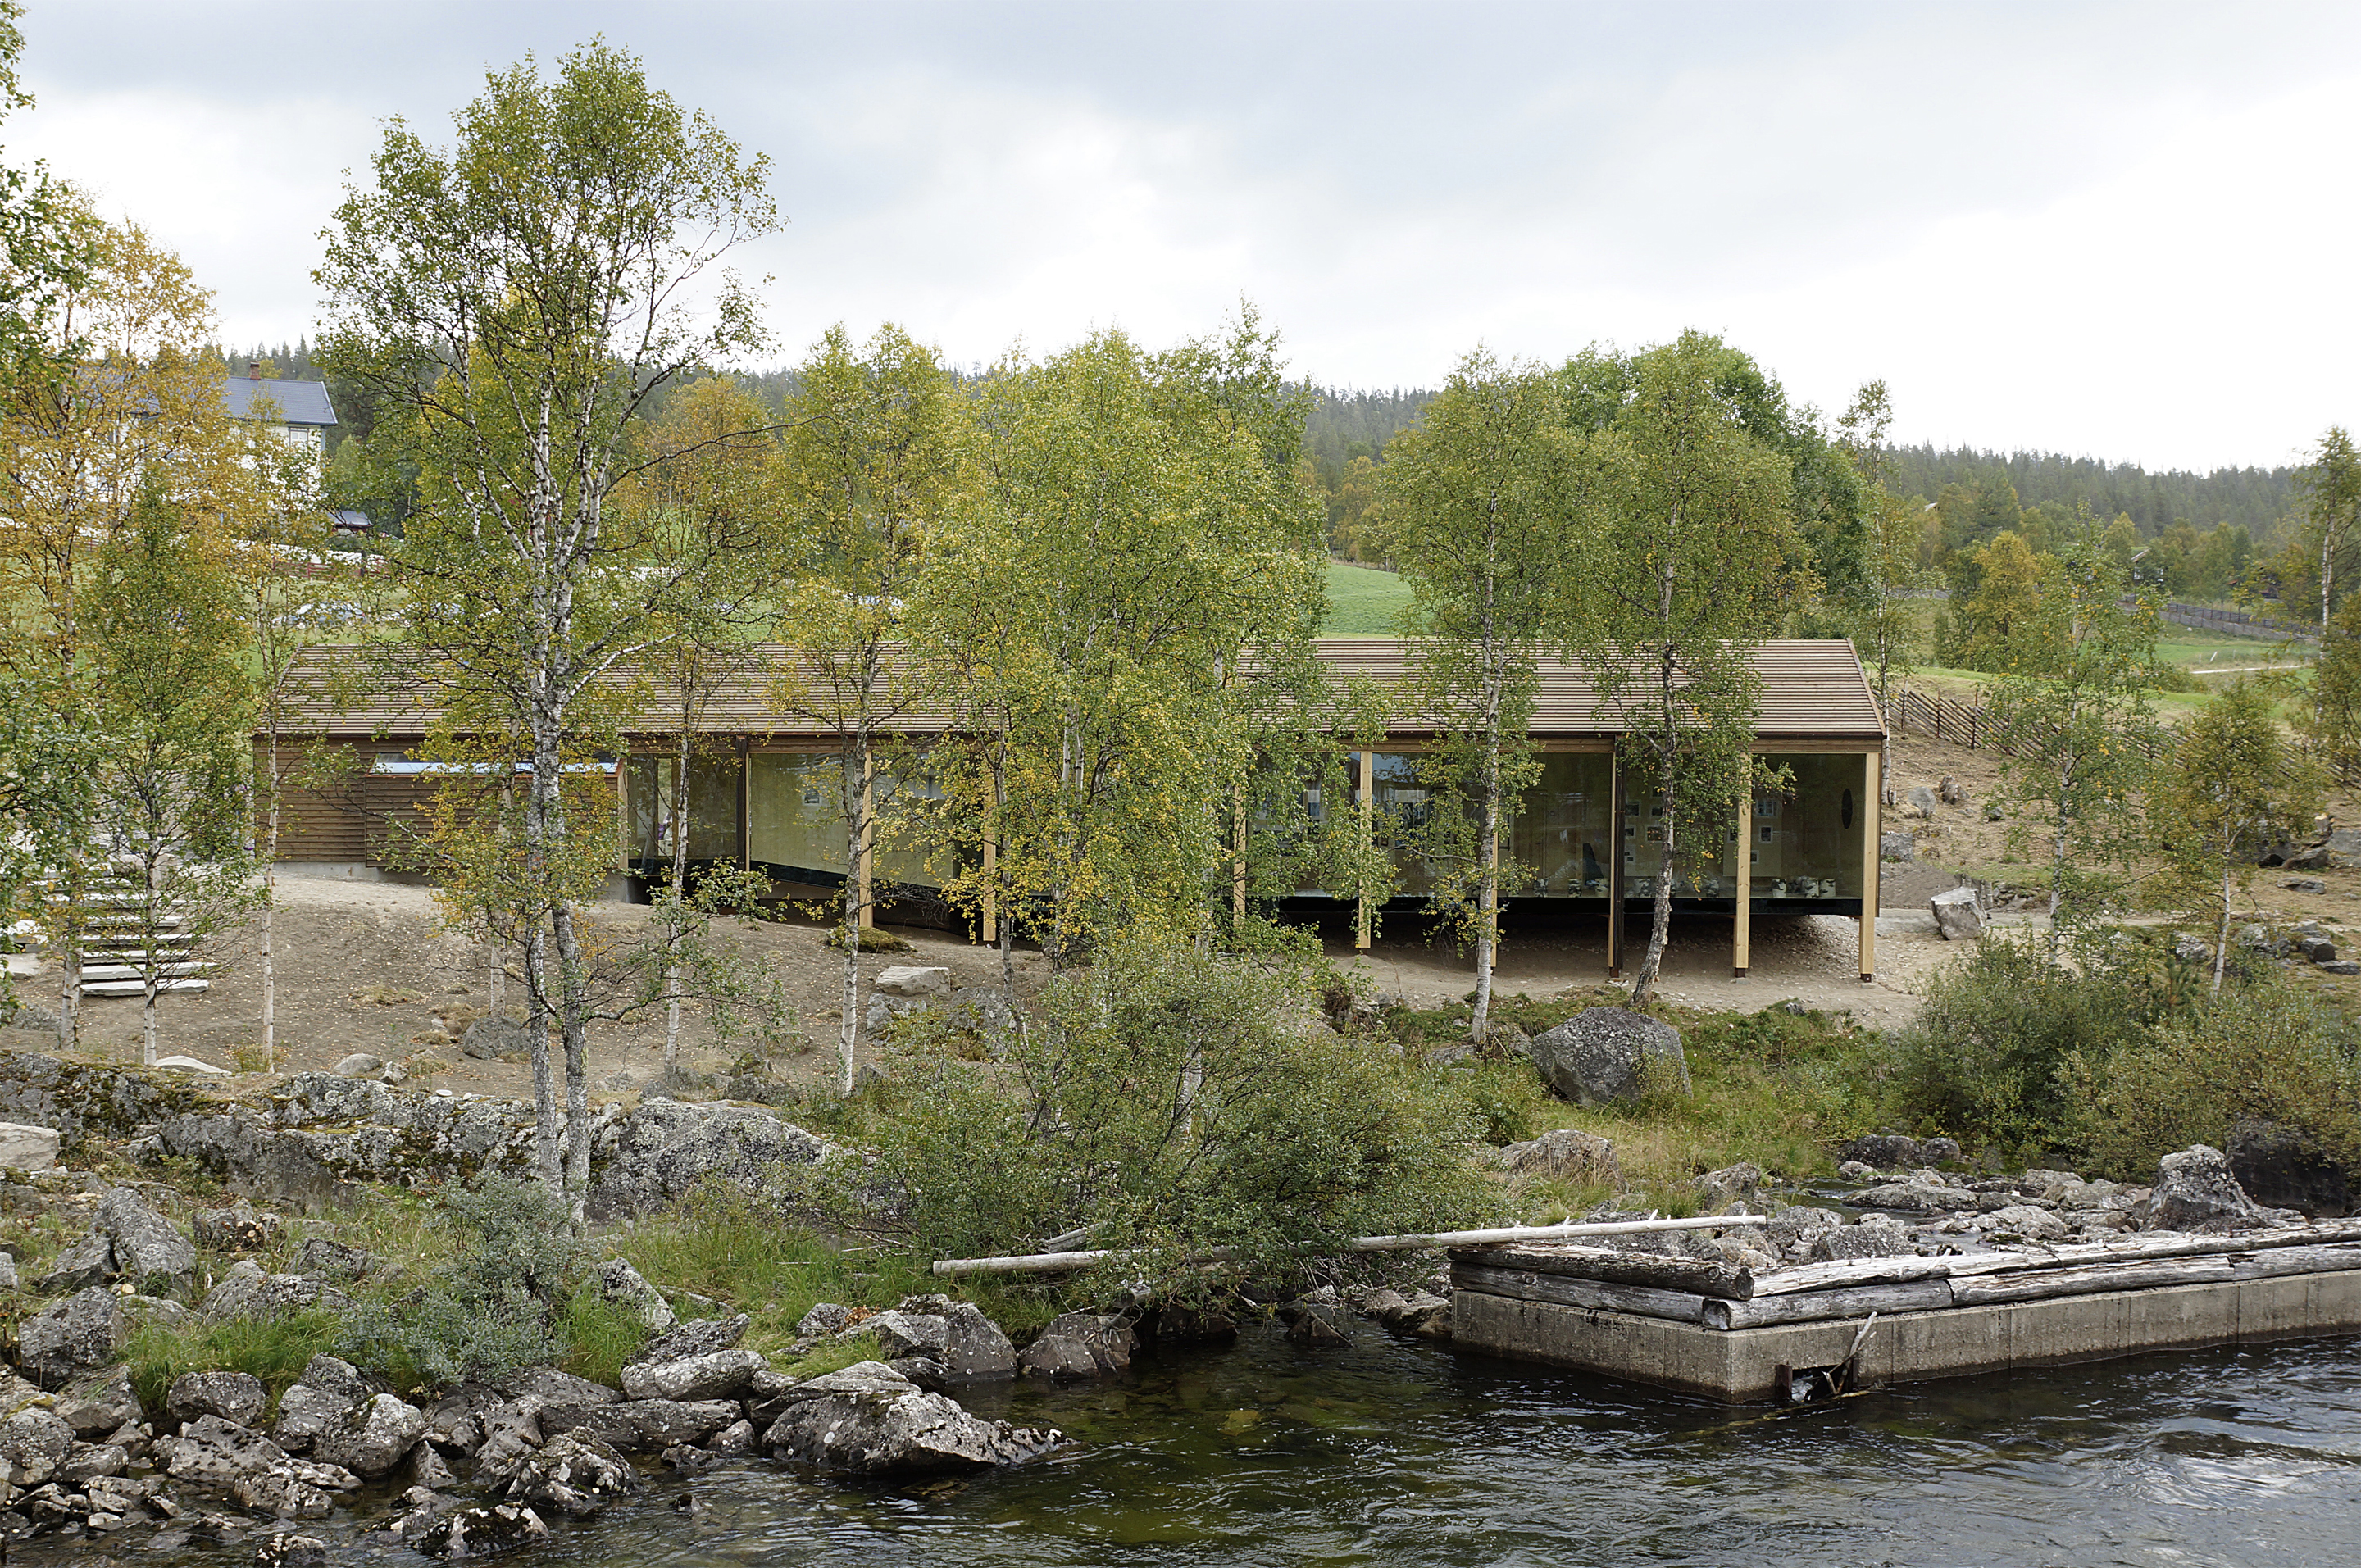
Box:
[838,736,869,1098]
[525,924,559,1191]
[664,733,692,1078]
[262,718,280,1071]
[553,901,593,1222]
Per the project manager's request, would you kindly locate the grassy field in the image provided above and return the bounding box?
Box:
[1323,560,1412,635]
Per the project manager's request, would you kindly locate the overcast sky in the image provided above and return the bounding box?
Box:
[10,1,2355,472]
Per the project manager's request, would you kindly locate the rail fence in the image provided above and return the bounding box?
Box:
[1884,687,2163,761]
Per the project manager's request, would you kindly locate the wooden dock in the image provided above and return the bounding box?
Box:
[1449,1223,2361,1402]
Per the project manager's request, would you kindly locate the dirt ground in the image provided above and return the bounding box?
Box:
[23,725,2361,1084]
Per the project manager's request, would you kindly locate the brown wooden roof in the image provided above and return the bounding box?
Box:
[275,639,1886,744]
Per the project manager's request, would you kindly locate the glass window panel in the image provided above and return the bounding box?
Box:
[874,770,943,892]
[1509,753,1613,898]
[749,754,848,878]
[1751,754,1867,900]
[1371,749,1436,897]
[1618,759,1742,899]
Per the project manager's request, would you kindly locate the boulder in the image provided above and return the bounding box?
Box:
[20,1285,129,1388]
[1694,1163,1762,1210]
[871,966,953,998]
[615,1398,739,1448]
[98,1187,198,1300]
[853,1309,951,1361]
[1880,831,1916,863]
[498,1368,623,1409]
[618,1347,767,1403]
[54,1363,143,1438]
[1017,1312,1135,1380]
[1285,1303,1352,1348]
[269,1354,370,1456]
[796,1302,854,1338]
[37,1230,116,1293]
[1981,1204,2070,1240]
[313,1393,428,1479]
[2326,827,2361,870]
[1808,1223,1915,1261]
[0,1120,60,1171]
[460,1017,534,1062]
[293,1238,375,1281]
[1526,1010,1689,1106]
[167,1370,268,1429]
[629,1312,748,1367]
[1906,785,1939,817]
[2142,1144,2269,1232]
[2227,1119,2351,1217]
[497,1429,639,1517]
[762,1361,1059,1475]
[203,1261,353,1320]
[587,1102,826,1220]
[1930,886,1983,941]
[0,1407,76,1487]
[332,1053,384,1077]
[1855,1179,1978,1213]
[164,1415,359,1518]
[257,1533,329,1568]
[1939,776,1968,806]
[1767,1206,1845,1252]
[410,1503,548,1558]
[192,1200,279,1252]
[1390,1290,1453,1337]
[596,1257,676,1332]
[888,1294,1018,1382]
[1837,1134,1961,1171]
[1497,1128,1621,1188]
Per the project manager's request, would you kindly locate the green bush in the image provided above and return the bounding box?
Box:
[1883,930,2180,1161]
[823,940,1485,1293]
[1453,1057,1550,1145]
[339,1177,581,1389]
[2066,980,2361,1181]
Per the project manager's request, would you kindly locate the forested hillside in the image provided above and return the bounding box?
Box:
[1886,445,2296,540]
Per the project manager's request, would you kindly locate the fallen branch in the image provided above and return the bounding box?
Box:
[930,1214,1770,1279]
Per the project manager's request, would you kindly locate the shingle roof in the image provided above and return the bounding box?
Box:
[275,639,1886,744]
[223,376,337,426]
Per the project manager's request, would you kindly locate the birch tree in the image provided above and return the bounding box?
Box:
[1562,333,1799,1010]
[316,43,780,1212]
[771,325,962,1093]
[2298,426,2361,634]
[2148,678,2322,993]
[1372,351,1572,1043]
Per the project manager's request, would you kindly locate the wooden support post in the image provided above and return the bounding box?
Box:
[1732,757,1751,979]
[981,834,997,944]
[1860,748,1880,982]
[738,743,752,874]
[1232,789,1247,923]
[1356,748,1374,951]
[1607,755,1623,979]
[857,758,876,929]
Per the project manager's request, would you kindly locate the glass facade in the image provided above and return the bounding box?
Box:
[626,755,739,872]
[1511,753,1614,897]
[748,753,846,880]
[1615,761,1743,901]
[1749,753,1867,901]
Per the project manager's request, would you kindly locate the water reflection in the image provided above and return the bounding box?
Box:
[66,1330,2361,1568]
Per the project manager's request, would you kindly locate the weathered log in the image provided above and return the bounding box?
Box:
[1451,1262,1708,1324]
[1467,1243,1758,1301]
[930,1213,1766,1279]
[1749,1221,2361,1298]
[1948,1257,2236,1306]
[2229,1244,2361,1280]
[1702,1279,1954,1329]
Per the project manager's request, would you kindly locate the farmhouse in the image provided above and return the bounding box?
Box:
[262,638,1887,979]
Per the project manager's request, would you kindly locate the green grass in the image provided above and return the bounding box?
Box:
[124,1309,346,1414]
[1322,561,1412,636]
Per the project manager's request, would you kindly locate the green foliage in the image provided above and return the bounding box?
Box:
[125,1311,346,1415]
[1561,331,1801,1007]
[339,1177,581,1388]
[2065,980,2361,1182]
[2148,678,2325,988]
[776,1332,885,1380]
[2309,589,2361,779]
[1452,1057,1551,1145]
[1885,930,2194,1161]
[824,941,1483,1294]
[556,1284,653,1388]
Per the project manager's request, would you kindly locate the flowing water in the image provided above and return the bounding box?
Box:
[68,1329,2361,1568]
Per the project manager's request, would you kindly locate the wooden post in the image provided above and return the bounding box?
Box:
[981,833,997,944]
[1860,748,1880,982]
[1356,748,1374,951]
[738,742,752,873]
[1732,756,1751,979]
[1607,755,1623,979]
[857,757,876,930]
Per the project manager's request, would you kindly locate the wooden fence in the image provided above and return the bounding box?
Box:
[1884,687,2162,761]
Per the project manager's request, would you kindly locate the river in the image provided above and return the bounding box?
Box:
[66,1328,2361,1567]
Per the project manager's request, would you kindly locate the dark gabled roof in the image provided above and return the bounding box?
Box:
[272,639,1886,744]
[223,376,337,427]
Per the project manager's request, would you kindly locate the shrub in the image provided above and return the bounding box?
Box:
[822,940,1484,1293]
[339,1176,581,1389]
[2066,980,2361,1181]
[1883,930,2180,1161]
